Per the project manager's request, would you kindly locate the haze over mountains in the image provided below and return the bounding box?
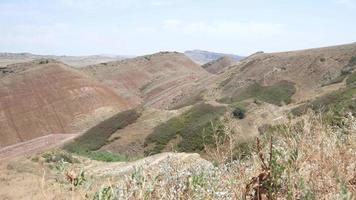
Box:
[0,49,243,67]
[0,53,129,68]
[184,49,244,64]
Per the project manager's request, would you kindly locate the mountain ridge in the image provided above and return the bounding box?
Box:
[184,49,244,64]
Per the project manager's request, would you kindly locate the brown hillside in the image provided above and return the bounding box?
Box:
[81,52,210,109]
[201,56,237,74]
[216,43,356,102]
[0,60,132,148]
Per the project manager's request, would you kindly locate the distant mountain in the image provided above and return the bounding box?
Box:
[0,52,129,67]
[184,50,244,64]
[201,56,237,74]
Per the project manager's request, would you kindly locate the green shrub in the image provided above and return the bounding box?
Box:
[291,86,356,125]
[144,103,226,155]
[221,81,296,106]
[232,142,254,160]
[93,186,114,200]
[322,60,355,86]
[346,71,356,87]
[39,60,49,64]
[321,75,347,86]
[169,91,203,110]
[63,109,141,161]
[232,107,246,119]
[42,151,79,164]
[348,56,356,67]
[86,151,129,162]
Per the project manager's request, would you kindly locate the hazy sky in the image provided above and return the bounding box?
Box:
[0,0,355,56]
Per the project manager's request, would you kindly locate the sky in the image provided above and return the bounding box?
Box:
[0,0,355,56]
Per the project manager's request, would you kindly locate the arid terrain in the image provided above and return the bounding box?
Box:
[0,53,127,68]
[0,60,132,148]
[184,50,244,64]
[0,43,355,199]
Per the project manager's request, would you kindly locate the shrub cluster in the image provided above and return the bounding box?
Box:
[144,103,226,155]
[221,80,296,106]
[63,109,141,162]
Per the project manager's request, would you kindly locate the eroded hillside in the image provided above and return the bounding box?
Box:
[215,43,356,103]
[0,60,133,148]
[201,56,237,74]
[81,52,210,109]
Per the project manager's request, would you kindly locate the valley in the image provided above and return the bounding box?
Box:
[0,43,355,199]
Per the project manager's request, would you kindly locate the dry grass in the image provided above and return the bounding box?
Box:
[92,111,355,199]
[23,111,354,200]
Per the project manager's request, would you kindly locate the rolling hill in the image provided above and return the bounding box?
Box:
[201,56,237,74]
[0,52,127,68]
[215,43,356,104]
[81,51,210,109]
[0,59,132,148]
[184,49,244,64]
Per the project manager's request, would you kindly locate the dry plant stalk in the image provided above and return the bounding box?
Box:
[244,137,273,200]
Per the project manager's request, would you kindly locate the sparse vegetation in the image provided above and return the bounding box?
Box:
[321,58,356,86]
[169,91,204,110]
[42,151,79,164]
[65,169,86,187]
[292,79,356,124]
[322,74,347,86]
[85,151,130,162]
[93,186,114,200]
[63,109,141,162]
[346,71,356,87]
[38,59,49,64]
[93,112,355,199]
[144,103,226,155]
[221,80,296,106]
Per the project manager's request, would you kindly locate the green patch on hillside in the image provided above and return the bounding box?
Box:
[169,90,204,110]
[63,109,141,162]
[220,81,296,106]
[321,75,347,86]
[291,79,356,124]
[228,101,249,119]
[321,56,356,86]
[144,103,226,155]
[346,71,356,87]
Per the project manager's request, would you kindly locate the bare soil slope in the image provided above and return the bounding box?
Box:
[216,43,356,102]
[81,52,210,109]
[201,56,237,74]
[0,60,133,148]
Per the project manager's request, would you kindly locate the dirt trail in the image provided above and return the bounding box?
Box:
[0,133,79,161]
